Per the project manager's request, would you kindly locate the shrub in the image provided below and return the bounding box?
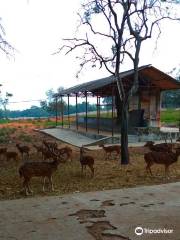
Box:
[0,135,9,143]
[0,127,16,143]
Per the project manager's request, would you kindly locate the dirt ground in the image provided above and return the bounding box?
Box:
[0,121,180,201]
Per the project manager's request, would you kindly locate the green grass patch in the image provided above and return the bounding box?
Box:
[86,109,180,126]
[0,119,11,124]
[32,119,69,128]
[161,109,180,125]
[84,111,117,119]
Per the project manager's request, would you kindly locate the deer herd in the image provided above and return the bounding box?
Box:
[0,136,180,196]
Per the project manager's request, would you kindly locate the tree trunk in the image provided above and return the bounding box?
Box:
[120,101,129,165]
[115,94,121,124]
[116,76,129,165]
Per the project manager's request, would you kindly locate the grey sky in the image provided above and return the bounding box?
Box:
[0,0,180,110]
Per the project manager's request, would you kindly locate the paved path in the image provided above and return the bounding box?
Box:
[0,182,180,240]
[40,128,140,148]
[40,128,178,149]
[40,128,104,147]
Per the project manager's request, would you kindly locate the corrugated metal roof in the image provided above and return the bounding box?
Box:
[55,64,180,97]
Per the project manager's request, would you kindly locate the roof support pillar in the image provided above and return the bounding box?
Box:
[85,91,88,132]
[76,93,78,131]
[111,87,115,137]
[67,94,70,128]
[156,90,161,127]
[61,95,64,128]
[97,95,100,134]
[55,96,58,127]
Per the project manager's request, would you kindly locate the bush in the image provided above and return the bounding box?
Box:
[0,135,9,143]
[0,127,16,136]
[0,127,16,143]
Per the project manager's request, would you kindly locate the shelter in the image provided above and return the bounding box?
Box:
[55,65,180,135]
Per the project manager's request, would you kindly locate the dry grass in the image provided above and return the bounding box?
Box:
[0,121,180,200]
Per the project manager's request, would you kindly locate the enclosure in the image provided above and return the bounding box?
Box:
[54,65,180,137]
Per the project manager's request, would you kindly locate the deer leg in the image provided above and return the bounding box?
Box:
[66,153,69,162]
[112,151,117,160]
[22,179,27,195]
[15,157,19,170]
[104,151,108,160]
[23,179,30,196]
[146,163,153,176]
[165,165,170,179]
[42,177,46,192]
[88,165,94,177]
[48,176,54,191]
[106,153,109,160]
[26,178,33,194]
[27,183,33,194]
[81,164,83,175]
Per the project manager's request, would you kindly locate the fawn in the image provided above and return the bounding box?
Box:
[99,144,120,160]
[80,146,94,177]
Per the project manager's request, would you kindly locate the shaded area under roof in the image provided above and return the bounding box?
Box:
[55,65,180,97]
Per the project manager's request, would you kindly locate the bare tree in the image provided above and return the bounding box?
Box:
[0,18,14,119]
[0,18,14,56]
[57,0,179,165]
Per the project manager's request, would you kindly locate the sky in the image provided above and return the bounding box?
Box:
[0,0,180,110]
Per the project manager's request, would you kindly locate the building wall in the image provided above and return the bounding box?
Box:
[129,95,139,111]
[129,90,161,127]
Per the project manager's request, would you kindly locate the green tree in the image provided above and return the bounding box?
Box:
[162,67,180,108]
[40,88,66,116]
[0,90,13,119]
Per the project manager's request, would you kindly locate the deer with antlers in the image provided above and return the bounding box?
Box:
[19,148,66,195]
